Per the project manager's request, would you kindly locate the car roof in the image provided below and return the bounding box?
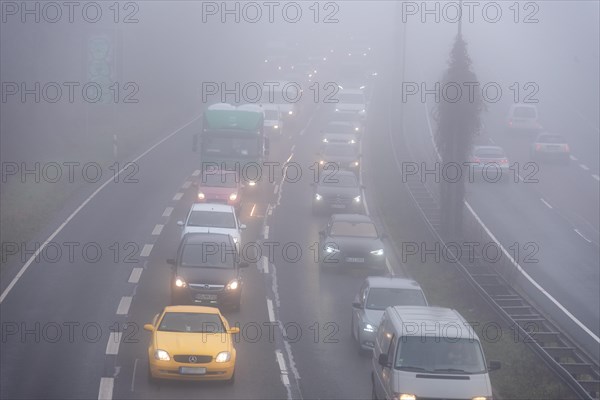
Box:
[190,203,235,213]
[386,306,477,339]
[473,145,504,152]
[365,276,423,290]
[509,103,537,110]
[331,213,373,223]
[182,232,235,245]
[163,305,222,315]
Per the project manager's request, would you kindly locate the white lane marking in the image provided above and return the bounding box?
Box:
[569,155,578,161]
[291,144,296,152]
[0,115,201,304]
[98,377,114,400]
[182,181,191,189]
[130,358,138,392]
[267,298,275,323]
[276,350,287,372]
[281,374,290,386]
[128,268,143,283]
[151,224,164,236]
[140,244,153,258]
[172,192,184,201]
[593,174,600,182]
[540,198,553,209]
[285,153,293,163]
[105,332,123,355]
[274,184,279,195]
[162,207,173,217]
[260,256,269,274]
[263,225,270,240]
[574,229,592,243]
[250,203,256,217]
[385,258,394,275]
[192,169,201,177]
[580,164,590,171]
[116,296,132,315]
[267,205,273,216]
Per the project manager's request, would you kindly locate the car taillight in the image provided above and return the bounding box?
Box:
[508,119,513,126]
[535,144,542,151]
[563,144,570,152]
[500,158,508,165]
[472,157,481,163]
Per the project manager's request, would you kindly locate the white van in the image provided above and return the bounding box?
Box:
[371,306,500,400]
[506,103,542,132]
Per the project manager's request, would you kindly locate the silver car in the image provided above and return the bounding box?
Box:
[351,276,428,352]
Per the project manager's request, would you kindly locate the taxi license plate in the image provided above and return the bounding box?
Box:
[346,257,365,263]
[180,367,206,375]
[195,294,217,301]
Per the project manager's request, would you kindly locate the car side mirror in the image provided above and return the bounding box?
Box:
[177,221,184,227]
[240,224,247,230]
[488,360,501,371]
[239,261,249,268]
[166,258,176,266]
[143,324,155,332]
[352,301,362,309]
[378,353,389,367]
[228,327,240,334]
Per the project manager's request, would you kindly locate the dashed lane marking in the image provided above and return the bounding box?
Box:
[116,296,132,315]
[140,244,153,258]
[97,377,114,400]
[151,224,163,236]
[162,207,173,217]
[172,192,184,201]
[128,268,143,284]
[105,332,123,355]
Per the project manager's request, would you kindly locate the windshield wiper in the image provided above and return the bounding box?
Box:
[396,366,433,372]
[433,368,469,374]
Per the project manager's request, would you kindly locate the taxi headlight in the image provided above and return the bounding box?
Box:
[175,277,187,288]
[226,279,239,290]
[155,349,171,361]
[215,351,231,363]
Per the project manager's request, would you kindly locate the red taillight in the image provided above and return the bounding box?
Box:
[508,119,513,126]
[500,158,508,165]
[472,157,481,163]
[564,144,570,152]
[535,144,542,151]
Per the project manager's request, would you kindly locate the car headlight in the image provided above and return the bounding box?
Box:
[154,349,171,361]
[322,138,328,143]
[229,193,238,201]
[273,125,279,129]
[197,192,205,200]
[215,351,231,363]
[370,249,384,256]
[319,160,325,165]
[472,397,491,400]
[288,110,293,115]
[226,279,239,290]
[363,323,375,332]
[335,108,340,112]
[315,193,323,201]
[349,139,356,144]
[325,245,340,254]
[355,127,360,131]
[396,395,416,400]
[353,195,361,203]
[353,161,359,167]
[175,277,187,288]
[248,180,256,187]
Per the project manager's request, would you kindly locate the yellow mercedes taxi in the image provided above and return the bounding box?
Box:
[144,305,239,383]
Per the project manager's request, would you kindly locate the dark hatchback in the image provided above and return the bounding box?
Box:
[169,232,248,311]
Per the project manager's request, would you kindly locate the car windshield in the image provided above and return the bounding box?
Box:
[264,110,279,120]
[338,93,365,104]
[330,221,378,237]
[187,210,236,228]
[513,106,536,118]
[395,337,487,374]
[321,173,358,187]
[201,173,238,188]
[180,242,236,268]
[365,288,427,310]
[158,312,225,333]
[323,144,357,157]
[325,123,354,134]
[330,113,360,124]
[538,135,566,144]
[202,136,259,158]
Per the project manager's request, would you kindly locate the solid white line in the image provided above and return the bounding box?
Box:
[0,115,201,304]
[172,192,184,201]
[569,155,578,161]
[140,244,153,258]
[128,268,143,283]
[276,350,287,372]
[574,229,592,243]
[182,181,192,189]
[580,164,590,171]
[285,153,293,163]
[274,184,279,195]
[291,144,296,152]
[130,358,138,392]
[116,296,132,315]
[192,169,201,177]
[98,377,114,400]
[540,198,553,209]
[250,203,256,217]
[281,374,290,386]
[593,174,600,182]
[152,224,164,236]
[263,225,270,240]
[260,256,269,274]
[267,298,275,322]
[105,332,122,355]
[385,258,394,275]
[162,207,173,217]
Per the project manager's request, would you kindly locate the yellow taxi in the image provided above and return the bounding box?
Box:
[144,305,239,383]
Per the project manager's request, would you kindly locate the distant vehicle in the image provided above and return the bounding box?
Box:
[321,122,360,145]
[318,214,386,270]
[177,203,245,250]
[317,143,361,175]
[196,169,244,211]
[311,170,363,215]
[328,111,364,134]
[352,277,428,352]
[469,145,510,183]
[260,104,283,136]
[261,81,300,121]
[194,103,269,187]
[334,88,367,120]
[169,232,248,310]
[144,305,239,384]
[530,132,570,163]
[506,103,542,132]
[372,306,500,400]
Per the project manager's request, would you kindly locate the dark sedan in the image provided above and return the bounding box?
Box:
[312,170,364,215]
[317,143,361,175]
[318,214,386,270]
